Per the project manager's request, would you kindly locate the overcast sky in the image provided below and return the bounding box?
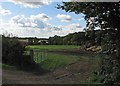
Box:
[0,0,86,38]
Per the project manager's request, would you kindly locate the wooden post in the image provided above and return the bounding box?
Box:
[44,50,46,60]
[30,50,34,62]
[45,49,47,59]
[36,51,39,63]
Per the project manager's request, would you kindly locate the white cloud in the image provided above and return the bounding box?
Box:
[11,15,35,27]
[11,14,51,28]
[0,21,84,38]
[63,23,81,29]
[1,14,84,38]
[0,6,12,16]
[10,0,52,8]
[61,23,83,33]
[56,14,72,22]
[0,21,63,38]
[30,13,51,22]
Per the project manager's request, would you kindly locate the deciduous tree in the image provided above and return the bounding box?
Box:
[57,2,120,84]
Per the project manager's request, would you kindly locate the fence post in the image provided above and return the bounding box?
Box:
[30,50,34,62]
[45,49,47,59]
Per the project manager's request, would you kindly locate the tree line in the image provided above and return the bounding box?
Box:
[21,30,102,46]
[49,32,86,45]
[48,30,102,46]
[16,29,106,49]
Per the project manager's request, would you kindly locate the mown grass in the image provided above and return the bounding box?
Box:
[26,45,80,70]
[2,45,80,71]
[26,45,80,51]
[2,64,17,70]
[39,53,80,71]
[26,45,101,72]
[2,44,101,84]
[33,52,101,72]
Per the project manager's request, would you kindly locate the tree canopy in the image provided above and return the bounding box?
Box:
[57,2,120,84]
[57,2,120,29]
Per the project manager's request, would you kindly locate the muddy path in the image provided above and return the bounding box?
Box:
[2,58,97,84]
[49,49,98,57]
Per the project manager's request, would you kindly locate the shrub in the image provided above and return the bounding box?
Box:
[2,35,25,66]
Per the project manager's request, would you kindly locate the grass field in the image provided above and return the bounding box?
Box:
[3,45,101,84]
[26,45,100,71]
[39,53,80,71]
[2,64,17,70]
[26,45,80,51]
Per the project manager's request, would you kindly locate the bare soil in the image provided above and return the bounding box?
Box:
[2,58,97,84]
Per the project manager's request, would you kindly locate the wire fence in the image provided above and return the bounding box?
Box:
[24,49,48,63]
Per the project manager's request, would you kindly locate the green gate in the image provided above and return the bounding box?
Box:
[24,49,48,63]
[33,49,48,63]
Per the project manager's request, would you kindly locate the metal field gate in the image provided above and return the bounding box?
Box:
[24,49,48,63]
[33,49,48,63]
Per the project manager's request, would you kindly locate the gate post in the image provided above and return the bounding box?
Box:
[30,50,34,62]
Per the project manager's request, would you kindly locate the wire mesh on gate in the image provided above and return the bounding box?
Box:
[24,49,48,63]
[33,49,48,63]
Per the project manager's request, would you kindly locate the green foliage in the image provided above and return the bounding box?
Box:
[57,2,120,29]
[49,35,63,45]
[2,64,17,70]
[2,35,36,68]
[27,37,39,45]
[63,33,73,45]
[48,32,86,45]
[57,2,120,84]
[2,35,25,66]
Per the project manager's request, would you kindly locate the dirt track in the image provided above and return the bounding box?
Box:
[2,59,97,84]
